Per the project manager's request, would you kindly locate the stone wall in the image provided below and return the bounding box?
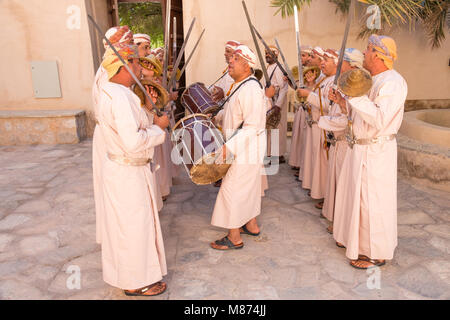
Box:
[0,110,86,145]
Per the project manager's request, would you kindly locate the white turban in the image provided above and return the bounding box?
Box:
[225,40,241,50]
[234,45,257,68]
[133,33,151,45]
[103,26,132,50]
[344,48,364,69]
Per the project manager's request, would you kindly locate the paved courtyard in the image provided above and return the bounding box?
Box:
[0,139,449,300]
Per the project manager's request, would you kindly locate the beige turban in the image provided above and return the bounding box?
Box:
[101,44,139,80]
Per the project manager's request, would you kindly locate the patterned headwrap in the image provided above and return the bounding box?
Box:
[323,49,339,64]
[225,40,241,50]
[103,26,133,50]
[368,34,397,70]
[101,44,139,80]
[234,45,257,68]
[267,45,279,56]
[343,48,364,69]
[312,46,325,60]
[133,33,151,45]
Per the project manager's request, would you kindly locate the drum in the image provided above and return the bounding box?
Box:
[266,106,281,129]
[172,114,231,185]
[181,82,220,115]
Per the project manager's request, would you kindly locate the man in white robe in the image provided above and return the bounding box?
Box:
[265,46,289,163]
[298,49,339,206]
[330,35,407,269]
[135,33,174,202]
[288,45,312,171]
[98,44,170,296]
[210,45,267,250]
[92,26,133,244]
[298,47,325,186]
[318,48,364,233]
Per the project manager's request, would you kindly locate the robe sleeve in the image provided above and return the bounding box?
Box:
[111,90,166,154]
[348,80,406,131]
[225,83,265,156]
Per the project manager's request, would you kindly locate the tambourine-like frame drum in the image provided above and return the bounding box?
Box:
[172,114,231,185]
[181,82,220,115]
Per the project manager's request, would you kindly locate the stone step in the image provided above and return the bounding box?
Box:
[0,109,86,145]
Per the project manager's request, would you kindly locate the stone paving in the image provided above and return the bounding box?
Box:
[0,140,449,300]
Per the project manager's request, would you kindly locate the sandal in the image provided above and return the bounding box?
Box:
[326,225,333,234]
[294,171,299,177]
[210,236,244,250]
[240,225,260,236]
[214,179,222,188]
[124,281,167,297]
[350,258,386,270]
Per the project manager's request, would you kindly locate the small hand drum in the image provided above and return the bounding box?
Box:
[181,82,220,115]
[172,114,231,185]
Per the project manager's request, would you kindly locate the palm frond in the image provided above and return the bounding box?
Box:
[420,0,449,49]
[270,0,312,18]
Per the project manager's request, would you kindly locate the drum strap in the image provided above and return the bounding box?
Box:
[223,77,263,141]
[220,77,262,108]
[269,65,277,82]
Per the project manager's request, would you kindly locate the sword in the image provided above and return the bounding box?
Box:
[331,0,356,103]
[179,28,205,80]
[274,38,297,90]
[252,25,295,88]
[242,0,270,88]
[294,5,304,88]
[87,14,163,117]
[168,18,196,92]
[172,16,177,90]
[162,0,171,90]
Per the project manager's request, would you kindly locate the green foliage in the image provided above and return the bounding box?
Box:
[118,2,164,49]
[270,0,313,18]
[271,0,450,49]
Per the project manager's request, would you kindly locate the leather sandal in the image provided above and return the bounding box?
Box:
[124,281,167,297]
[240,225,260,236]
[210,236,244,250]
[350,258,386,269]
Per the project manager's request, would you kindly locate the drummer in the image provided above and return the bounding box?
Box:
[210,40,241,103]
[210,45,268,250]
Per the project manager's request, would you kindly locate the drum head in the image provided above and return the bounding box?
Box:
[190,152,231,185]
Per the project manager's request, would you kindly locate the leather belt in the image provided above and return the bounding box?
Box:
[355,134,396,146]
[107,153,151,166]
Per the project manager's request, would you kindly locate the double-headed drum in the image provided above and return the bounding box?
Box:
[181,82,220,115]
[172,114,231,185]
[266,106,281,129]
